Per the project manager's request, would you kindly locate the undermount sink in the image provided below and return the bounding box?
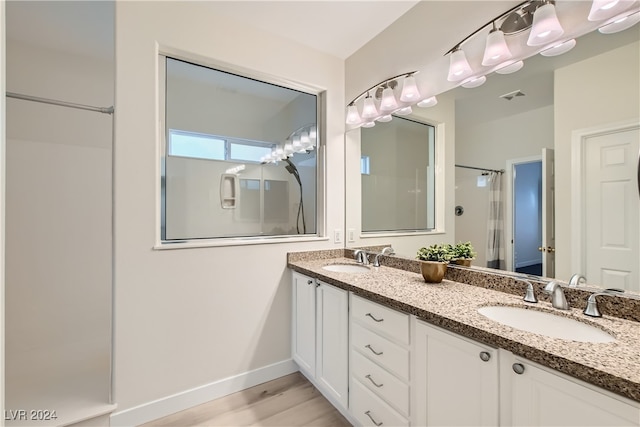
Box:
[322,264,371,274]
[477,306,615,343]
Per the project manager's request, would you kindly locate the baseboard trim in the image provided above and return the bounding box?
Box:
[110,359,298,426]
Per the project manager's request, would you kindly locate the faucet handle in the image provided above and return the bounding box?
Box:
[584,289,624,317]
[523,282,538,303]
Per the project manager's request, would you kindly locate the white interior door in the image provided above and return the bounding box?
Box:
[542,148,555,277]
[584,127,639,291]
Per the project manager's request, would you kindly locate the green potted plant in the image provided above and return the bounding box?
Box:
[452,241,476,267]
[416,244,453,283]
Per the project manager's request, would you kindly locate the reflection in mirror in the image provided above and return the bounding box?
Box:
[361,116,436,233]
[453,28,639,291]
[161,57,319,241]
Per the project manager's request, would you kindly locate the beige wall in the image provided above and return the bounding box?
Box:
[113,0,344,413]
[554,40,640,281]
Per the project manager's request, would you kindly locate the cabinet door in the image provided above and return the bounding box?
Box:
[414,320,499,426]
[502,351,640,427]
[316,282,349,408]
[292,272,316,376]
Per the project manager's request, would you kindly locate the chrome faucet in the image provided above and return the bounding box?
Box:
[584,289,624,317]
[353,249,370,265]
[373,247,395,267]
[569,274,586,287]
[544,281,569,310]
[515,278,538,303]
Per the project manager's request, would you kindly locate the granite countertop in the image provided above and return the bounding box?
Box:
[288,256,640,403]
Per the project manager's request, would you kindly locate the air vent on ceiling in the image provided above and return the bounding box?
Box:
[500,90,526,101]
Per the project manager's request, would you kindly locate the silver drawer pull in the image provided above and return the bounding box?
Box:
[365,344,383,356]
[366,312,384,322]
[365,374,384,388]
[365,410,383,426]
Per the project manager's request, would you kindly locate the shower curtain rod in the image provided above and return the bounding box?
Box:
[455,164,504,174]
[6,91,114,115]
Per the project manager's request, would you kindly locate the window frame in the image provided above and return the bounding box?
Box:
[156,50,327,249]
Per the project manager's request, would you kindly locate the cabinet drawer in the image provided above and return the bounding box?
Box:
[351,349,409,416]
[351,322,409,381]
[351,294,410,344]
[350,377,409,427]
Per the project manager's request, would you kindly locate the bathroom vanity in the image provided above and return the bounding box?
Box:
[288,249,640,426]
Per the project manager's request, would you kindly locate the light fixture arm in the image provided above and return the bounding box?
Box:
[347,71,418,106]
[444,0,548,55]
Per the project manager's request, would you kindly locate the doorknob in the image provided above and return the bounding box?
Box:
[547,246,555,253]
[538,247,546,252]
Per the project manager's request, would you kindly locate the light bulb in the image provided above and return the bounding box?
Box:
[362,95,379,119]
[527,3,564,46]
[482,27,512,66]
[400,75,420,102]
[380,86,398,111]
[417,96,438,108]
[346,104,360,125]
[448,48,473,81]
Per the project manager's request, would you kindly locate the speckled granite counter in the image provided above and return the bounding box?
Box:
[287,253,640,403]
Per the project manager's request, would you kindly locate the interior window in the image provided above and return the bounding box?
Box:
[161,57,320,241]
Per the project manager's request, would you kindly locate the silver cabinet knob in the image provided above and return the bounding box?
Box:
[307,279,313,285]
[512,363,525,375]
[479,351,491,362]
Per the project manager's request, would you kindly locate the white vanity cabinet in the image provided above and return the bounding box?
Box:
[291,272,349,410]
[500,350,640,427]
[349,294,411,426]
[413,320,499,426]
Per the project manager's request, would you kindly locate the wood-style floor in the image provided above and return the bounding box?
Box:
[140,372,352,426]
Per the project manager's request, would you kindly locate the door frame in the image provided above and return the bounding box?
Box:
[505,155,542,273]
[570,120,640,276]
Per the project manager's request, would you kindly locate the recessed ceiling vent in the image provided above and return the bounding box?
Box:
[500,90,526,101]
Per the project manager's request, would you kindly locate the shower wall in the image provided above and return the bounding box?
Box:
[5,39,113,422]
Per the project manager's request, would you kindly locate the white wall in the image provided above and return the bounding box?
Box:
[113,0,344,418]
[455,105,553,266]
[4,39,113,406]
[1,1,6,419]
[554,40,640,281]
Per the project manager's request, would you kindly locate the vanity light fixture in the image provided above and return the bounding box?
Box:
[598,9,640,33]
[527,1,564,46]
[344,71,419,127]
[589,0,636,21]
[262,123,317,163]
[447,47,473,81]
[482,21,513,66]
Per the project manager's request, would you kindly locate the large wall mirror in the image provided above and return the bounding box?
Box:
[346,21,639,293]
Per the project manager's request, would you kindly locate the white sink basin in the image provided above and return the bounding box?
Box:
[322,264,371,273]
[477,306,615,343]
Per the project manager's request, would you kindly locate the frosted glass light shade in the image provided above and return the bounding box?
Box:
[527,3,564,46]
[362,121,376,128]
[495,60,524,74]
[599,10,640,33]
[346,105,360,125]
[400,75,421,102]
[447,49,473,81]
[482,29,512,66]
[461,76,487,88]
[362,96,379,119]
[417,96,438,108]
[380,87,398,111]
[377,115,393,122]
[395,106,412,115]
[589,0,636,20]
[540,38,576,56]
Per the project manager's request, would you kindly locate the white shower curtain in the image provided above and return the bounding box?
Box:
[486,172,505,269]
